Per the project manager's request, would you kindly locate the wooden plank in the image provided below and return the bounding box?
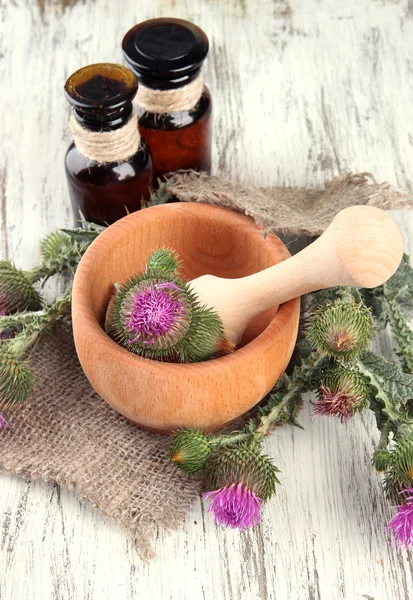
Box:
[1,0,412,598]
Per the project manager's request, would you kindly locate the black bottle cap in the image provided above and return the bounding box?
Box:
[122,18,209,89]
[64,63,138,129]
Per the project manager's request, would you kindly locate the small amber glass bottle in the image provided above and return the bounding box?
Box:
[122,18,212,180]
[64,63,153,225]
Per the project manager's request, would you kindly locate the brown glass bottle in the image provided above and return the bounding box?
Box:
[122,19,212,180]
[64,63,153,225]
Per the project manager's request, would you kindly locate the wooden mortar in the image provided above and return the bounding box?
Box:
[72,203,300,434]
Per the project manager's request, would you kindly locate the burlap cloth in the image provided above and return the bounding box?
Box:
[0,172,411,561]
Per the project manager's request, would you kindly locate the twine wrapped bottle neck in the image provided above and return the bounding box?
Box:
[69,106,141,164]
[135,71,204,115]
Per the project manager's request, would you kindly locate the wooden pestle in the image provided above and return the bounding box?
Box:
[189,206,404,346]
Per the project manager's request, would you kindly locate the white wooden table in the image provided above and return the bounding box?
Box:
[1,1,413,598]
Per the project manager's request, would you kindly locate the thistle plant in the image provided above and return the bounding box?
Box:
[107,248,232,363]
[0,345,34,409]
[0,215,104,414]
[170,428,214,474]
[386,488,413,549]
[314,364,371,423]
[204,444,280,528]
[308,293,374,359]
[169,350,320,528]
[0,261,42,314]
[169,256,413,548]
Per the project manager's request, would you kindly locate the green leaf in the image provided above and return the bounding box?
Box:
[367,254,413,323]
[384,254,413,312]
[60,219,106,243]
[360,351,413,401]
[385,295,413,373]
[357,351,413,425]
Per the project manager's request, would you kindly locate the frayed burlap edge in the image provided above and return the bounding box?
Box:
[167,171,413,236]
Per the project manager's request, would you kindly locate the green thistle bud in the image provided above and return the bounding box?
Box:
[40,231,72,262]
[170,428,213,475]
[314,365,370,422]
[37,231,87,277]
[372,449,392,472]
[0,261,42,314]
[0,346,34,409]
[385,432,413,495]
[308,297,374,360]
[146,248,180,275]
[206,444,280,501]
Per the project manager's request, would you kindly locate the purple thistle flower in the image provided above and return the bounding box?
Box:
[314,385,361,423]
[387,488,413,549]
[203,483,262,529]
[0,412,8,430]
[126,282,184,345]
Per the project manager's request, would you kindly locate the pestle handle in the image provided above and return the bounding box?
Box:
[241,204,403,306]
[190,206,404,344]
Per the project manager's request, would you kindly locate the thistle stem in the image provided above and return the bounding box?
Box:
[206,352,324,449]
[9,328,42,356]
[28,264,63,284]
[255,354,325,436]
[0,294,71,344]
[377,422,392,451]
[255,386,299,436]
[210,431,252,448]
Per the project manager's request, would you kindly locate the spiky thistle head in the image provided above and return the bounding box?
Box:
[109,248,231,363]
[0,261,42,314]
[308,297,374,360]
[0,345,34,409]
[384,432,413,497]
[372,448,392,472]
[115,278,192,349]
[38,230,88,275]
[314,365,370,423]
[206,444,280,502]
[40,231,73,262]
[146,247,180,274]
[386,487,413,549]
[203,444,280,529]
[170,428,213,475]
